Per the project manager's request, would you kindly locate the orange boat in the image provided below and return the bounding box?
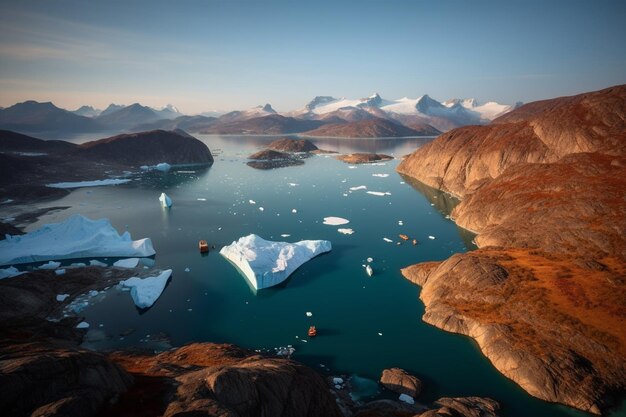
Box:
[399,234,409,241]
[308,326,317,337]
[199,240,209,253]
[412,239,418,246]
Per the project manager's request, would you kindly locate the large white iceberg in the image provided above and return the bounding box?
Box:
[159,192,172,208]
[0,214,155,266]
[120,269,172,309]
[220,234,331,290]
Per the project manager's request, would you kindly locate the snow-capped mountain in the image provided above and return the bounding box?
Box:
[72,105,102,118]
[217,104,277,123]
[152,104,182,120]
[443,98,514,120]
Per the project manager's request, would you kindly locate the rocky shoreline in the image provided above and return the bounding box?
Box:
[397,85,626,414]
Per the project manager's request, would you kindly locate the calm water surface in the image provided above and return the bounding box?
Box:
[20,135,620,417]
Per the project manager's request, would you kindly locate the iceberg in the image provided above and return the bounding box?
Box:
[38,261,61,270]
[220,234,331,290]
[155,162,171,172]
[0,266,24,280]
[114,258,139,268]
[159,192,172,208]
[0,214,155,266]
[120,269,172,309]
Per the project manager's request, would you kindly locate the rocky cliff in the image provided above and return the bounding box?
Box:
[396,85,626,414]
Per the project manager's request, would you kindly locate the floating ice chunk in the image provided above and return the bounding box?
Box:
[348,166,357,169]
[46,179,131,189]
[70,262,86,267]
[292,209,297,213]
[398,221,404,225]
[323,217,349,226]
[220,234,332,290]
[383,238,393,243]
[338,228,354,235]
[0,215,155,266]
[349,185,367,191]
[306,311,313,317]
[89,290,99,297]
[56,293,70,302]
[89,260,107,267]
[366,191,391,196]
[249,199,256,204]
[55,269,66,275]
[378,332,383,336]
[76,321,90,329]
[428,235,436,240]
[155,162,171,172]
[333,377,344,385]
[259,207,264,211]
[120,269,172,309]
[281,234,291,237]
[114,258,139,268]
[399,394,414,404]
[288,183,298,187]
[367,257,373,263]
[372,174,389,178]
[197,198,207,201]
[366,264,373,276]
[140,165,150,170]
[184,267,190,272]
[0,266,24,279]
[159,193,172,208]
[39,261,61,270]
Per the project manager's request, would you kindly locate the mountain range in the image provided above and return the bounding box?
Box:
[0,93,518,138]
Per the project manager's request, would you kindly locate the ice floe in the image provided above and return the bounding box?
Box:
[56,294,70,302]
[219,234,331,290]
[383,238,393,243]
[38,261,61,270]
[249,199,256,204]
[120,269,172,309]
[155,162,171,172]
[291,209,297,213]
[338,228,354,235]
[159,192,172,208]
[0,266,24,279]
[366,191,391,196]
[0,214,155,266]
[76,321,90,329]
[46,179,131,189]
[89,260,107,267]
[349,185,367,191]
[428,235,436,240]
[113,258,139,268]
[306,311,313,317]
[372,174,389,178]
[399,394,415,404]
[323,217,349,226]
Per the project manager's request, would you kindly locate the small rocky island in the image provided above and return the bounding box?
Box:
[336,152,394,164]
[246,138,329,169]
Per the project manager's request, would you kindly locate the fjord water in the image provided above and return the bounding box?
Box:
[26,135,596,417]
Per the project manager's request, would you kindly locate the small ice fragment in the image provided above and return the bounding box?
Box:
[349,185,367,191]
[259,207,264,211]
[291,209,297,213]
[89,290,99,297]
[114,258,139,268]
[335,384,342,389]
[378,332,383,336]
[398,221,404,225]
[366,265,373,276]
[383,238,393,243]
[0,266,24,279]
[323,217,349,226]
[197,198,207,201]
[184,267,190,272]
[367,257,373,263]
[159,193,172,208]
[366,191,391,196]
[306,312,313,317]
[155,162,171,172]
[76,321,90,329]
[56,294,70,302]
[55,269,66,275]
[288,183,298,187]
[89,260,107,267]
[338,228,354,235]
[280,234,291,238]
[333,377,344,385]
[39,261,61,270]
[372,174,389,178]
[428,235,436,240]
[399,394,414,404]
[249,199,256,204]
[342,193,348,197]
[348,166,357,169]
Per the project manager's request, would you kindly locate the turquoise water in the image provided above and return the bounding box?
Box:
[21,135,620,417]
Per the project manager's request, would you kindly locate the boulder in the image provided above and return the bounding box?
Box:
[380,368,423,397]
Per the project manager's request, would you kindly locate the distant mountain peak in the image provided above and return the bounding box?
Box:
[259,103,276,113]
[361,93,383,107]
[305,96,337,111]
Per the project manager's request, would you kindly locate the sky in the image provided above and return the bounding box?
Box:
[0,0,625,114]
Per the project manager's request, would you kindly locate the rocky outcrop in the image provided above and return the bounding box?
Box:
[248,149,292,160]
[79,129,213,166]
[380,368,423,397]
[354,396,499,417]
[336,153,393,164]
[267,137,319,152]
[396,85,626,414]
[304,118,422,138]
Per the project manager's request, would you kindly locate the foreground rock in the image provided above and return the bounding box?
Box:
[220,234,332,290]
[380,367,423,397]
[336,153,393,164]
[397,85,626,414]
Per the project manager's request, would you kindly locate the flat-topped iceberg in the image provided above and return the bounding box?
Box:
[0,214,155,266]
[120,269,172,309]
[220,234,331,290]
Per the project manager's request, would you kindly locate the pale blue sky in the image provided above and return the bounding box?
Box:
[0,0,625,113]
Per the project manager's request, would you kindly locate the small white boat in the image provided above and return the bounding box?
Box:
[365,264,373,277]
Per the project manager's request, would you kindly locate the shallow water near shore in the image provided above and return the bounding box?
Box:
[15,135,619,417]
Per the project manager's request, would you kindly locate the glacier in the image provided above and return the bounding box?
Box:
[219,234,331,290]
[0,214,155,266]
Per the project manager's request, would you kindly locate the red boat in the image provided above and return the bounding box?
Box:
[308,326,317,337]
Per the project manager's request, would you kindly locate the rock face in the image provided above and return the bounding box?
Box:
[108,343,344,417]
[380,368,423,397]
[419,397,500,417]
[397,85,626,414]
[304,118,422,138]
[248,149,292,160]
[336,153,393,164]
[80,129,213,166]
